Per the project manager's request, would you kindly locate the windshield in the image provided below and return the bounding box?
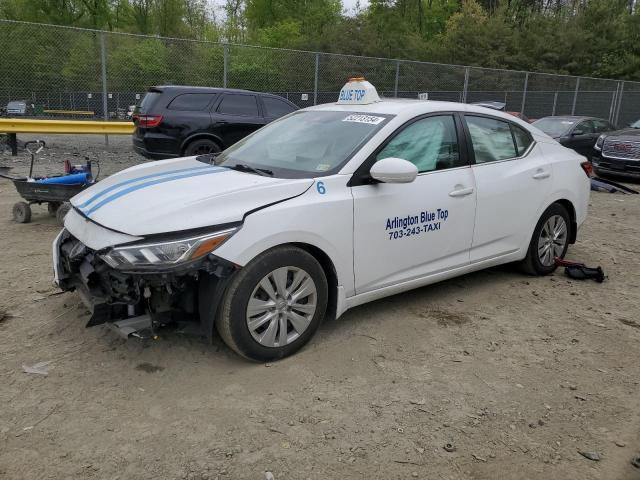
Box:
[532,117,576,137]
[214,110,392,178]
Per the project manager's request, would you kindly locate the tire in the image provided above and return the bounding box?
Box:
[56,202,71,225]
[12,202,31,223]
[520,203,571,275]
[48,202,61,216]
[183,139,221,157]
[216,246,328,361]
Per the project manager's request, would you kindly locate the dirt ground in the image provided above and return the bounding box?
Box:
[0,136,639,480]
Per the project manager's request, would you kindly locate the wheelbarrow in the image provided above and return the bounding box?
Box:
[0,140,96,225]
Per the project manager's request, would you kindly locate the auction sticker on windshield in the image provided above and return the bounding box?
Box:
[342,114,385,125]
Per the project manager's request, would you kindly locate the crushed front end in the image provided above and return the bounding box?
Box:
[53,227,238,338]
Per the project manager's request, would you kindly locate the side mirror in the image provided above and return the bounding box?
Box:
[370,157,418,184]
[572,129,585,136]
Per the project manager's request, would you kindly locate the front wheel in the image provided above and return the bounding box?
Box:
[520,203,571,275]
[216,246,328,361]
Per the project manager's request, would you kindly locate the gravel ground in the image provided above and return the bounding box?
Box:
[0,136,639,480]
[0,133,147,178]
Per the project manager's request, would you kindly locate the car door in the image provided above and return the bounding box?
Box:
[464,115,552,262]
[162,92,217,153]
[352,114,476,294]
[568,120,597,158]
[212,93,266,146]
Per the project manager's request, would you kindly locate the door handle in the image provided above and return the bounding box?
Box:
[449,187,474,197]
[532,170,550,180]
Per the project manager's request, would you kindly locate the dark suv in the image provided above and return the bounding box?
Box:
[592,119,640,178]
[132,86,298,159]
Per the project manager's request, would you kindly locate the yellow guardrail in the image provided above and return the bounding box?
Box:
[43,109,96,116]
[0,118,135,135]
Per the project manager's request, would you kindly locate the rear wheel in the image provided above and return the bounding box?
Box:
[520,203,571,275]
[48,202,61,216]
[12,202,31,223]
[184,139,220,157]
[216,246,328,361]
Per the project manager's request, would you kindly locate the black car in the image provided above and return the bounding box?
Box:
[592,119,640,178]
[532,116,617,159]
[132,86,298,159]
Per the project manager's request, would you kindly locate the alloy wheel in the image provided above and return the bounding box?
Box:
[246,266,317,348]
[537,214,567,266]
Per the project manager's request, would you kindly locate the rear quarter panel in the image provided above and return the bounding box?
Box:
[538,138,590,228]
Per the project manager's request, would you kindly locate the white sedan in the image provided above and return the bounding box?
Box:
[53,79,591,361]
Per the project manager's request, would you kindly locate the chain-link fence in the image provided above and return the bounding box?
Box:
[0,19,638,125]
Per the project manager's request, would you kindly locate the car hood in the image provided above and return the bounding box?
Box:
[71,157,313,236]
[604,128,640,141]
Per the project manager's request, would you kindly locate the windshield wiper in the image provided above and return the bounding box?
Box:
[195,152,221,164]
[228,163,274,177]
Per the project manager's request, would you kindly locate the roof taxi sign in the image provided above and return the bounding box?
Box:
[337,77,381,105]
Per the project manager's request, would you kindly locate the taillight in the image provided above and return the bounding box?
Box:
[580,161,593,177]
[134,114,162,128]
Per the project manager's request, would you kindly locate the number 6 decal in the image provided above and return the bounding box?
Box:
[316,181,326,194]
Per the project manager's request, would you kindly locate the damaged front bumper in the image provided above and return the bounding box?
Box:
[53,228,237,338]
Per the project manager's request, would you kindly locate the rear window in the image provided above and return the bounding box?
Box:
[139,91,162,112]
[532,117,576,137]
[217,94,259,117]
[262,97,296,117]
[168,93,217,111]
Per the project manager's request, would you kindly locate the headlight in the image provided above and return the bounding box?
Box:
[100,228,237,268]
[595,135,605,151]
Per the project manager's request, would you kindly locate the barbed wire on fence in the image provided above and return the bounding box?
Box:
[0,18,637,125]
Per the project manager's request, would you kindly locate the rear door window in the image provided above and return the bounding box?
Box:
[466,116,517,163]
[262,97,296,118]
[217,94,260,117]
[511,124,533,156]
[168,93,216,111]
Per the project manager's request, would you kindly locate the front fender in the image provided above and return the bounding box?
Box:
[213,175,355,297]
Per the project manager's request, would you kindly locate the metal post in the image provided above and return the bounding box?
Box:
[552,91,558,116]
[394,60,400,98]
[313,53,319,106]
[100,33,109,146]
[609,82,619,123]
[571,77,580,116]
[614,81,624,126]
[520,72,528,115]
[8,133,17,156]
[223,44,228,88]
[462,67,470,103]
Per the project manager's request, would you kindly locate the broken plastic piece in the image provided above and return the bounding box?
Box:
[105,314,152,339]
[22,360,52,375]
